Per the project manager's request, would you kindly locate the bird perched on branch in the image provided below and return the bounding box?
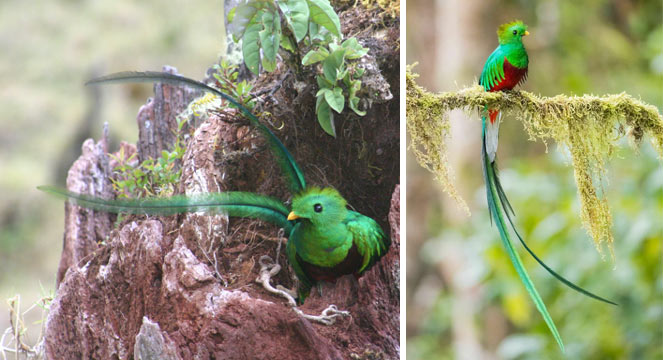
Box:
[478,20,616,351]
[40,71,390,305]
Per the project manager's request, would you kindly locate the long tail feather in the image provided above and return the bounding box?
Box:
[493,172,618,306]
[482,117,565,352]
[38,185,293,232]
[86,71,306,193]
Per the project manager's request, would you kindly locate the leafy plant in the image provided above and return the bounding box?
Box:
[228,0,341,74]
[211,60,257,112]
[109,117,188,198]
[228,0,370,136]
[304,38,368,136]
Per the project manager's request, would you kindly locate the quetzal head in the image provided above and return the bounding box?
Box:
[497,20,529,45]
[287,187,348,226]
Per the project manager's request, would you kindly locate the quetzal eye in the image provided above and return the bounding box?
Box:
[314,204,323,212]
[512,30,518,35]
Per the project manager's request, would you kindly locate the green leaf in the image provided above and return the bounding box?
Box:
[349,78,361,93]
[336,68,348,81]
[325,86,345,113]
[348,79,365,115]
[316,75,333,89]
[302,46,330,65]
[328,42,341,53]
[341,37,369,59]
[259,10,281,72]
[242,17,263,75]
[309,21,320,39]
[322,49,345,81]
[315,96,335,137]
[316,87,332,98]
[307,0,341,38]
[228,7,237,23]
[308,21,333,42]
[348,96,365,116]
[229,2,261,41]
[280,33,296,52]
[278,0,309,42]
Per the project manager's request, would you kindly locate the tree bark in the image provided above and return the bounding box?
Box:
[45,5,399,359]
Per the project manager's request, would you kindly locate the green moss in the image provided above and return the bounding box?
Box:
[407,67,663,255]
[406,68,470,216]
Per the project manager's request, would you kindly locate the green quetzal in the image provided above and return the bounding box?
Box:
[479,21,615,351]
[40,72,390,304]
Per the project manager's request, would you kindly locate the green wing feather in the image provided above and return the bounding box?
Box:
[481,118,565,352]
[479,47,506,91]
[38,185,292,232]
[286,223,314,304]
[345,211,390,274]
[86,71,306,193]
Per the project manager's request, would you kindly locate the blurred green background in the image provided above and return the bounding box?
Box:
[406,0,662,359]
[0,0,223,345]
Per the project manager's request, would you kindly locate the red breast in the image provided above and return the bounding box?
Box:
[488,57,528,124]
[489,57,528,93]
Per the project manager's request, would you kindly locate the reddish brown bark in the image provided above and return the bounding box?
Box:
[45,6,399,359]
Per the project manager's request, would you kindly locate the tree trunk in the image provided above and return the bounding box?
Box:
[44,5,399,360]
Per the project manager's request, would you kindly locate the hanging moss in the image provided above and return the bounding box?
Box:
[407,66,663,256]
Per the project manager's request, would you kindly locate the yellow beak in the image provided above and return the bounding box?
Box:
[524,30,530,36]
[287,212,300,221]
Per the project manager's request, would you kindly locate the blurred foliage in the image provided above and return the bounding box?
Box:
[0,0,221,341]
[408,145,662,359]
[407,0,662,358]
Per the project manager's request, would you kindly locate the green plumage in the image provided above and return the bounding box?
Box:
[87,72,306,194]
[479,20,529,92]
[482,119,565,351]
[41,72,390,304]
[479,21,615,352]
[286,187,389,301]
[38,186,293,232]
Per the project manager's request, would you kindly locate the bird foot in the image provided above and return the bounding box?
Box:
[256,255,350,325]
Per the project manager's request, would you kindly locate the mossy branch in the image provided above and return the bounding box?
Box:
[407,67,663,256]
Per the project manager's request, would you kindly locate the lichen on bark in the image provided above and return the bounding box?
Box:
[407,66,663,256]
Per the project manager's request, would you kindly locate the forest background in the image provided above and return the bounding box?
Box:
[406,0,661,359]
[0,0,224,342]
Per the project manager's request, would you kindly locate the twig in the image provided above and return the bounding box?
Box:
[255,237,351,326]
[2,295,46,359]
[196,234,228,287]
[252,70,292,98]
[293,305,350,326]
[407,67,663,255]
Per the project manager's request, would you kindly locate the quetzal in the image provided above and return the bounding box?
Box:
[39,72,390,304]
[479,21,615,351]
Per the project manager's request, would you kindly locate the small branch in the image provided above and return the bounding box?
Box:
[2,295,46,359]
[255,238,351,325]
[256,255,297,307]
[293,305,350,326]
[407,67,663,255]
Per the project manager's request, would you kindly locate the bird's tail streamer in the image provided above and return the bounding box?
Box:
[38,185,293,232]
[482,115,565,352]
[86,71,306,193]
